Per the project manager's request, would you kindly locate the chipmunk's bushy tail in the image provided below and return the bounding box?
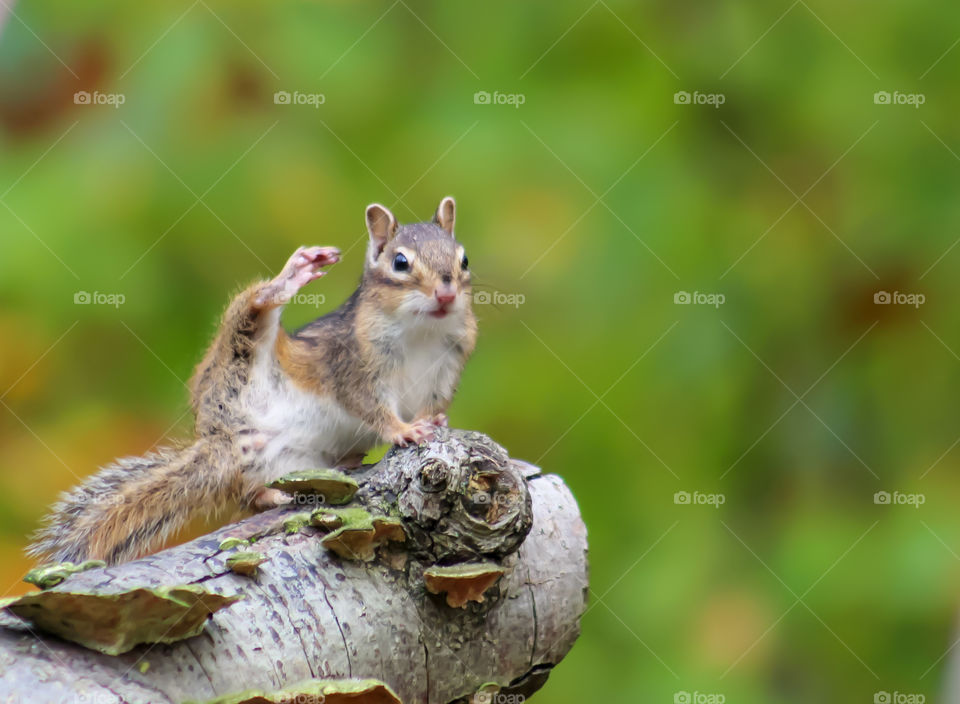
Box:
[27,438,244,566]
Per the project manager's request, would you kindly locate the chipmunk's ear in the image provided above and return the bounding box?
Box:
[365,203,397,261]
[433,196,456,237]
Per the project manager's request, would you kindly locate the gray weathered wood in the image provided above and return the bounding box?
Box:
[0,430,588,704]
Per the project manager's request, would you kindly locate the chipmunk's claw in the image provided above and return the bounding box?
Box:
[392,418,436,447]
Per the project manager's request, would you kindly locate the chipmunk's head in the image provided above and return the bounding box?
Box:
[363,197,471,322]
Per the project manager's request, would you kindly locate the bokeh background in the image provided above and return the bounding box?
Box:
[2,1,960,701]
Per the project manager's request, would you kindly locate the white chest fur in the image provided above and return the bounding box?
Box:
[388,325,462,422]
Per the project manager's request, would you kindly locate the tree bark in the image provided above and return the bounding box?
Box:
[0,429,588,704]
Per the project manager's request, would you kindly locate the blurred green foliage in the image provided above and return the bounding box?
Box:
[2,1,960,701]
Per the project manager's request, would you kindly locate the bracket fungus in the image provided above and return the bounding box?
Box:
[189,678,401,704]
[226,551,267,576]
[423,562,506,608]
[317,509,407,561]
[0,584,241,655]
[267,468,359,505]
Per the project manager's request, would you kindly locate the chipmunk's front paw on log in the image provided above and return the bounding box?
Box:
[390,418,436,447]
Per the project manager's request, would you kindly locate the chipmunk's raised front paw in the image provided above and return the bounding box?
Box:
[255,246,341,307]
[286,246,340,288]
[430,413,449,427]
[391,419,436,447]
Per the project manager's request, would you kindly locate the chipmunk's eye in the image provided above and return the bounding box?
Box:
[393,253,409,272]
[461,253,468,270]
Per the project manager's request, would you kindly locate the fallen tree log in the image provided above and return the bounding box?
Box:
[0,429,588,704]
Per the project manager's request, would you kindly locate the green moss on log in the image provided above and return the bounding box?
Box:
[23,560,106,590]
[282,512,314,534]
[311,507,371,530]
[218,537,250,551]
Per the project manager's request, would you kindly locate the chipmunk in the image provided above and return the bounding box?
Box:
[27,197,476,566]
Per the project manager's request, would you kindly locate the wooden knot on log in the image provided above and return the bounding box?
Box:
[363,428,532,563]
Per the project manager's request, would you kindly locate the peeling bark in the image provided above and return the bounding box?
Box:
[0,430,588,704]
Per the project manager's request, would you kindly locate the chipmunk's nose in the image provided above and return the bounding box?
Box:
[435,281,456,305]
